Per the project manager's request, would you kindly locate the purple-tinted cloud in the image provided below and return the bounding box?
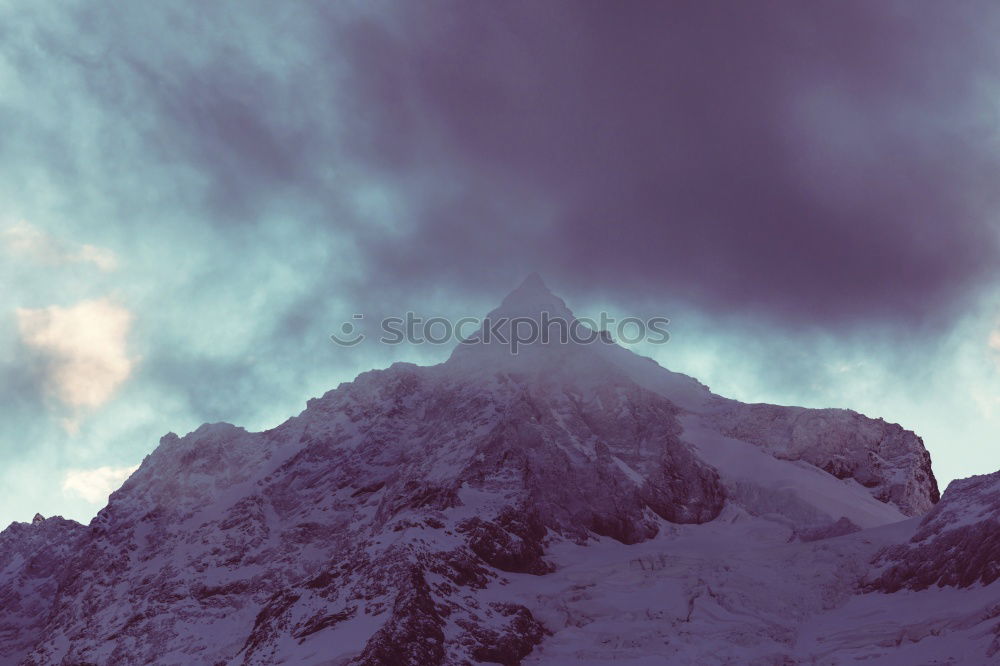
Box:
[339,1,1000,327]
[23,1,994,328]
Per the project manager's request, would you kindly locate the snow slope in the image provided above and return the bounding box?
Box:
[515,513,1000,664]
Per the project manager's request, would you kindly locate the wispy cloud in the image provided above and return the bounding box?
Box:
[2,220,118,272]
[62,464,139,504]
[16,299,136,426]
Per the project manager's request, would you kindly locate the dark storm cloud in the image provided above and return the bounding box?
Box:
[12,2,994,328]
[336,0,1000,326]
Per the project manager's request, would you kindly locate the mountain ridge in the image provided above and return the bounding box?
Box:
[0,276,971,665]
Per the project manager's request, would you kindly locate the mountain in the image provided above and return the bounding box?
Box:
[4,275,994,665]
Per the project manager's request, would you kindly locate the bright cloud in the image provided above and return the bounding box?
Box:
[970,323,1000,418]
[2,220,118,271]
[16,298,136,412]
[62,465,139,504]
[989,324,1000,370]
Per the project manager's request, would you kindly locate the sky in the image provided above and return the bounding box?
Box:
[1,1,999,527]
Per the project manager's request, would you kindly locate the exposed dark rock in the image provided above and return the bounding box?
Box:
[869,471,1000,592]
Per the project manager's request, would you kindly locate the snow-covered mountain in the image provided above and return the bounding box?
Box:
[3,276,995,665]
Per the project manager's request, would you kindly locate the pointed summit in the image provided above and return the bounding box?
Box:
[493,273,574,320]
[518,271,547,291]
[32,513,44,524]
[446,274,588,366]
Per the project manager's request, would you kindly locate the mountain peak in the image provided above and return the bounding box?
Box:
[445,274,581,365]
[493,273,573,320]
[517,271,547,291]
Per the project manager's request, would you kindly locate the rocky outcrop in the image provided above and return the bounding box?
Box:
[709,403,939,516]
[0,515,85,666]
[869,470,1000,592]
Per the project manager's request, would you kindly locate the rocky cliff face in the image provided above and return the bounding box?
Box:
[709,403,939,516]
[0,515,85,666]
[0,276,953,665]
[870,469,1000,592]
